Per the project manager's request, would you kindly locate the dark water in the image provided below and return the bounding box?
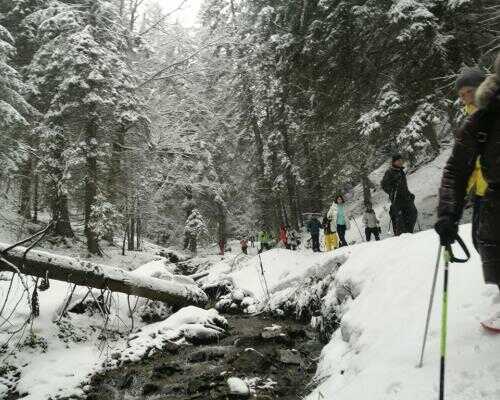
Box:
[82,313,323,400]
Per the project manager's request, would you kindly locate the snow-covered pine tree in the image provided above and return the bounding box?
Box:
[0,0,49,219]
[27,0,147,253]
[0,22,34,188]
[183,209,207,253]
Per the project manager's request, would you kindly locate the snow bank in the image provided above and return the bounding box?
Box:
[0,254,206,399]
[0,280,105,399]
[202,249,346,301]
[309,225,500,400]
[122,306,228,362]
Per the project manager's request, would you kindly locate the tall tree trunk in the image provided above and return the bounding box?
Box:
[84,120,101,255]
[136,216,141,251]
[301,135,323,214]
[50,132,74,238]
[32,173,39,223]
[241,73,275,230]
[104,128,125,244]
[281,199,289,226]
[277,87,299,230]
[51,192,74,238]
[18,158,32,219]
[128,215,135,251]
[361,172,374,207]
[217,203,226,248]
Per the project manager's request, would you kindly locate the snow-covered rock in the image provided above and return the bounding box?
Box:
[227,377,250,397]
[120,306,228,362]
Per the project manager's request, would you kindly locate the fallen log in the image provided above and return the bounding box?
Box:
[0,243,208,308]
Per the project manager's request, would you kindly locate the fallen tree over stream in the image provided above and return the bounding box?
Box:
[0,242,208,308]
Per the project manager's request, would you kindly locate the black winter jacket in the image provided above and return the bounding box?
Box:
[381,167,415,207]
[437,71,500,284]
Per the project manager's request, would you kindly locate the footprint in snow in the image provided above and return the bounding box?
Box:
[386,381,402,395]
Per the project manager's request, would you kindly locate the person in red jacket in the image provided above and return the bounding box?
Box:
[279,224,288,249]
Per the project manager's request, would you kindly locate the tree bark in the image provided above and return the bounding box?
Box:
[128,215,135,251]
[277,90,300,229]
[32,173,39,223]
[241,73,276,230]
[84,120,101,255]
[51,192,74,238]
[361,173,374,207]
[104,127,125,244]
[18,157,32,219]
[136,216,141,251]
[0,243,208,307]
[49,131,74,238]
[217,203,226,247]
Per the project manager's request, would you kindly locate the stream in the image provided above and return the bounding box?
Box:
[82,313,323,399]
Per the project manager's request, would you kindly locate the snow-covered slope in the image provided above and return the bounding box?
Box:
[201,249,346,300]
[308,225,500,400]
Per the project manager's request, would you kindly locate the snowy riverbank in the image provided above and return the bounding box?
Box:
[308,225,500,400]
[2,224,500,399]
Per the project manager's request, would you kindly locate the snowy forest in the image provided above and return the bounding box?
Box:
[0,0,498,254]
[2,0,500,399]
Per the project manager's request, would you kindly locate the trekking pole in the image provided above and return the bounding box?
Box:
[438,236,470,400]
[258,252,271,302]
[351,216,364,242]
[417,244,442,368]
[384,206,392,234]
[439,247,451,400]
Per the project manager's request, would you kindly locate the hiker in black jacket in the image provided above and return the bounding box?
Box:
[381,155,418,236]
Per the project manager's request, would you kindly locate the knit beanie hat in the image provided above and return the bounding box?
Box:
[392,154,403,163]
[455,67,486,91]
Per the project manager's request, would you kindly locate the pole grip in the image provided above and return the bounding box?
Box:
[445,234,470,264]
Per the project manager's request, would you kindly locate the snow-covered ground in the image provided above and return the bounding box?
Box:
[2,222,499,399]
[2,148,498,399]
[0,254,216,399]
[200,248,344,300]
[200,226,500,400]
[308,225,500,400]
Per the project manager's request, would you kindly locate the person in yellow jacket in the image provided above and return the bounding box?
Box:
[322,214,338,251]
[456,67,486,249]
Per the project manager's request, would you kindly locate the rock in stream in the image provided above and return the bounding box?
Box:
[81,314,323,400]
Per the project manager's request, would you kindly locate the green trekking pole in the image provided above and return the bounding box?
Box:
[439,247,451,400]
[438,236,470,400]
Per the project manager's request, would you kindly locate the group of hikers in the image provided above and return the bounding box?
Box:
[303,150,421,253]
[255,224,300,253]
[247,55,500,302]
[253,156,418,254]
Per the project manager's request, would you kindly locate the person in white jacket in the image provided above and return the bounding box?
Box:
[328,195,350,247]
[363,204,381,241]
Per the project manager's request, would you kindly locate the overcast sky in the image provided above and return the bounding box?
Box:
[159,0,203,27]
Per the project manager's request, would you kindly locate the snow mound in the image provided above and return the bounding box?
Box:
[227,377,250,396]
[309,225,500,400]
[203,249,347,301]
[122,306,228,362]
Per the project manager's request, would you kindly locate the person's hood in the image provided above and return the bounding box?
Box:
[476,54,500,110]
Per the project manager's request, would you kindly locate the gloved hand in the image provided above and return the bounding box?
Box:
[435,217,458,246]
